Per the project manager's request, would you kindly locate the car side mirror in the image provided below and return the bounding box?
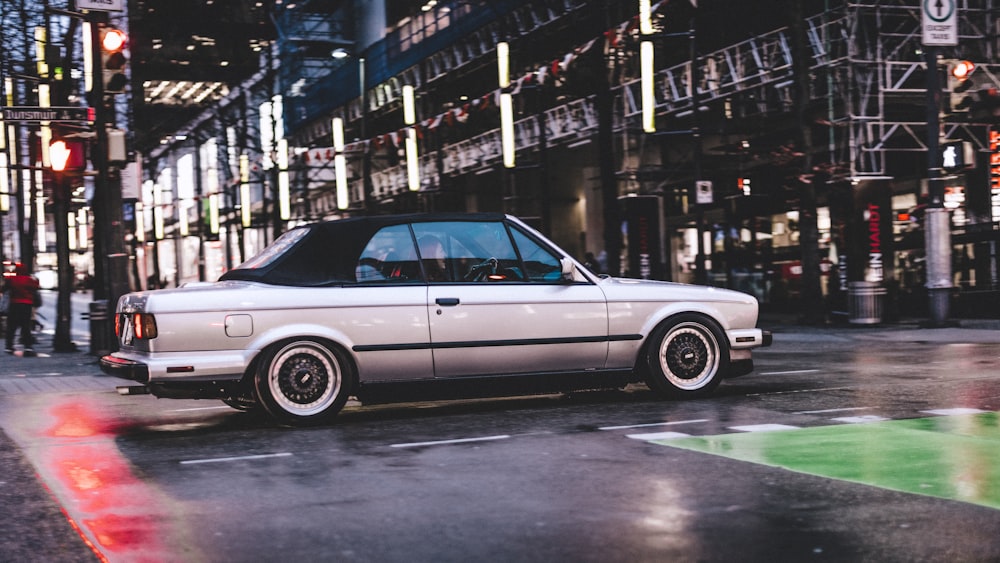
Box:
[560,257,576,282]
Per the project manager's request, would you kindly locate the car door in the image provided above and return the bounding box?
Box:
[415,220,609,378]
[347,224,435,382]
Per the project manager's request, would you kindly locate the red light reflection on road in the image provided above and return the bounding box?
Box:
[41,399,169,561]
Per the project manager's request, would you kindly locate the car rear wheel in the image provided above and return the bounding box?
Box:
[644,314,728,398]
[253,338,353,426]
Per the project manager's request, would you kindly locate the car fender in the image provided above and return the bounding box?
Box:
[636,301,733,339]
[245,322,359,365]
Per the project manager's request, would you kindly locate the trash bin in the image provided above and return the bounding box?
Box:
[89,300,111,356]
[848,281,886,325]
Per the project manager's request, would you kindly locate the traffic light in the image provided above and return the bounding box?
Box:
[948,60,976,112]
[49,139,86,173]
[941,140,972,171]
[100,27,128,94]
[970,87,1000,122]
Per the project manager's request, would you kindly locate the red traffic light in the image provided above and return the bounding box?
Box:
[951,60,975,80]
[101,29,127,52]
[100,27,129,93]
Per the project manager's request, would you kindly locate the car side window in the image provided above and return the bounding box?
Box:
[412,221,522,282]
[357,225,421,283]
[509,227,563,282]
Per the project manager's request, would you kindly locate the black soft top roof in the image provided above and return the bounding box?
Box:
[219,212,508,286]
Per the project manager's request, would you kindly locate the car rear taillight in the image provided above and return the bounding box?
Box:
[134,313,158,340]
[115,312,158,340]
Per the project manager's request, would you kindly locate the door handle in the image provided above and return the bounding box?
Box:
[435,297,460,307]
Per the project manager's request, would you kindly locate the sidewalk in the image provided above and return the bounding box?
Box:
[759,312,1000,344]
[2,328,104,377]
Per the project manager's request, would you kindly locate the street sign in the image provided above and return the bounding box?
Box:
[922,0,958,46]
[695,180,713,204]
[75,0,125,12]
[1,106,93,123]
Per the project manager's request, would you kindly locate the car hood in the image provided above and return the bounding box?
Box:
[596,276,759,305]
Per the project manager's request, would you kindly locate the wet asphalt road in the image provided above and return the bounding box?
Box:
[2,306,1000,561]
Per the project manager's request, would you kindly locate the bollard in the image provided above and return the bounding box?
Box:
[88,300,111,356]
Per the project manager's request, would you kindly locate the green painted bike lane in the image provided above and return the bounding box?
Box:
[656,412,1000,510]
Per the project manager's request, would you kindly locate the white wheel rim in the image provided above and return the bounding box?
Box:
[657,323,719,390]
[268,342,341,416]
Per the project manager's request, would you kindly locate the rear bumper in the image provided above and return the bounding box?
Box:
[100,354,150,383]
[100,349,254,383]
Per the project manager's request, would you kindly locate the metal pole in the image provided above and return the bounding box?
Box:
[88,11,128,349]
[690,18,707,286]
[360,55,374,214]
[924,46,951,326]
[52,169,75,351]
[598,2,621,277]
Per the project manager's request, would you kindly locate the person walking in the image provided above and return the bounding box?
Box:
[2,263,40,356]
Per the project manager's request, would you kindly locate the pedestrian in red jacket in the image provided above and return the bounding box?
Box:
[2,263,40,356]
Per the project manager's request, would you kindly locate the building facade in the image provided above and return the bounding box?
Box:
[135,0,1000,319]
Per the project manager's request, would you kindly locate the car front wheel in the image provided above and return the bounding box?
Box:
[644,314,728,398]
[254,338,353,426]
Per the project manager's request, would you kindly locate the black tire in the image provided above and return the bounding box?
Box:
[644,314,729,398]
[221,381,262,412]
[253,338,353,426]
[221,398,261,412]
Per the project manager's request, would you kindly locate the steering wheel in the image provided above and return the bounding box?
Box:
[464,257,499,281]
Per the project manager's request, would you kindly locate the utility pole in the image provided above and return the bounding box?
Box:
[924,46,952,326]
[919,0,957,326]
[87,9,129,351]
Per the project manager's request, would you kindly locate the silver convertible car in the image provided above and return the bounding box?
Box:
[101,213,771,425]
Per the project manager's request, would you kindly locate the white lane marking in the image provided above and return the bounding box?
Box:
[746,387,852,397]
[758,369,820,376]
[600,419,708,431]
[832,415,890,424]
[729,424,799,433]
[922,408,988,416]
[627,431,691,441]
[390,435,510,448]
[169,406,232,412]
[180,452,293,465]
[794,407,872,414]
